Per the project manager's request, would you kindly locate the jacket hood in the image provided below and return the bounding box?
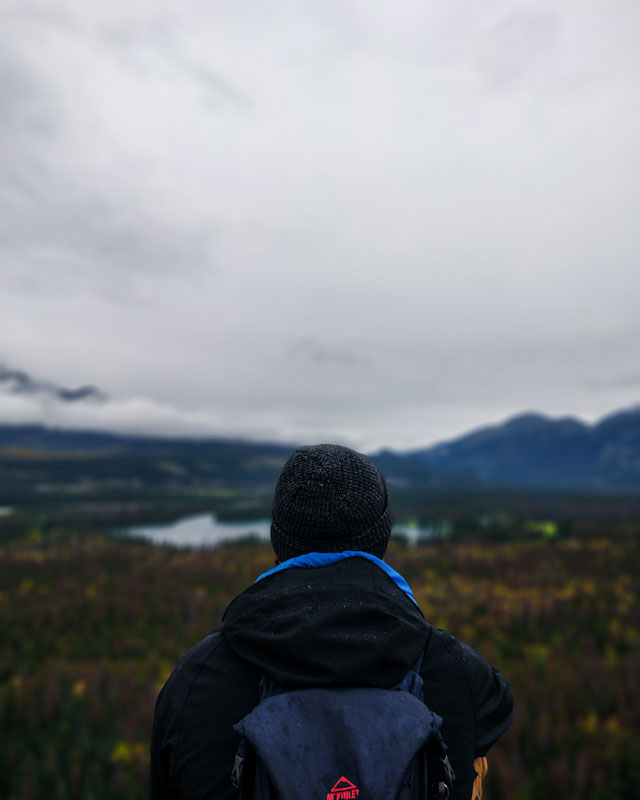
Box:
[221,553,430,688]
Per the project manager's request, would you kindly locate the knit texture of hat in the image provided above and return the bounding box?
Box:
[271,444,391,562]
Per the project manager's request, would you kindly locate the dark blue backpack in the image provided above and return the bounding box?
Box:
[231,658,455,800]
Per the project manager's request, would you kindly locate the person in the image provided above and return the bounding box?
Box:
[150,444,514,800]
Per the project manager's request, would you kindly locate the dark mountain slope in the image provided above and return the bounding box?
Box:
[412,407,640,489]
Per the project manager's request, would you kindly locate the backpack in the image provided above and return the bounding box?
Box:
[230,655,455,800]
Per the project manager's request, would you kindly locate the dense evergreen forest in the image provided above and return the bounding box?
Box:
[1,510,639,799]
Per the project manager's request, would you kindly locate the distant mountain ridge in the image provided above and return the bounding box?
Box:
[0,405,639,491]
[409,407,640,490]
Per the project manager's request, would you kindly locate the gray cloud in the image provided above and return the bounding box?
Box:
[0,365,106,402]
[101,22,251,110]
[1,0,639,450]
[588,372,640,390]
[290,339,374,369]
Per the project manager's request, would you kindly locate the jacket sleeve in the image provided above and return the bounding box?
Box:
[458,642,514,757]
[150,685,181,800]
[149,634,223,800]
[149,631,262,800]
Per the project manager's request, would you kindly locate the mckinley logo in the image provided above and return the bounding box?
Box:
[326,776,360,800]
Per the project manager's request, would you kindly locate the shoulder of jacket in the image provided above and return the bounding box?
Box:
[182,628,224,665]
[157,629,225,718]
[428,627,490,680]
[424,626,479,703]
[428,626,464,657]
[156,630,229,776]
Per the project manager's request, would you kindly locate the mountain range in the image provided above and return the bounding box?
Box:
[1,407,638,491]
[406,406,640,490]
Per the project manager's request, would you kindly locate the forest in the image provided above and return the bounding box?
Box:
[1,511,639,799]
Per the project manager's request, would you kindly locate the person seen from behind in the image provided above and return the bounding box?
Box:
[151,444,514,799]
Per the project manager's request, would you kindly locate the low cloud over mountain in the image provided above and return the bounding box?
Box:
[0,366,107,403]
[1,365,638,490]
[0,365,277,441]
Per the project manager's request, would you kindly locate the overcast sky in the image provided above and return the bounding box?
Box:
[1,0,639,450]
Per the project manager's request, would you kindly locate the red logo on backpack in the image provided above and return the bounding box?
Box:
[326,776,360,800]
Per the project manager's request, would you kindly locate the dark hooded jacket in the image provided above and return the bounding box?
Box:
[150,554,513,800]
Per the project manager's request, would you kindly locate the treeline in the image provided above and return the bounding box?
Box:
[3,483,640,547]
[1,527,639,799]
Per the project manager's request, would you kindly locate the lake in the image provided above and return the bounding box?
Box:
[117,513,446,548]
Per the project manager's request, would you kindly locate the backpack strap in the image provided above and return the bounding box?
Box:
[425,729,455,800]
[409,643,454,799]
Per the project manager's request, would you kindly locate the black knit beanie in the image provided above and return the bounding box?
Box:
[270,444,391,562]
